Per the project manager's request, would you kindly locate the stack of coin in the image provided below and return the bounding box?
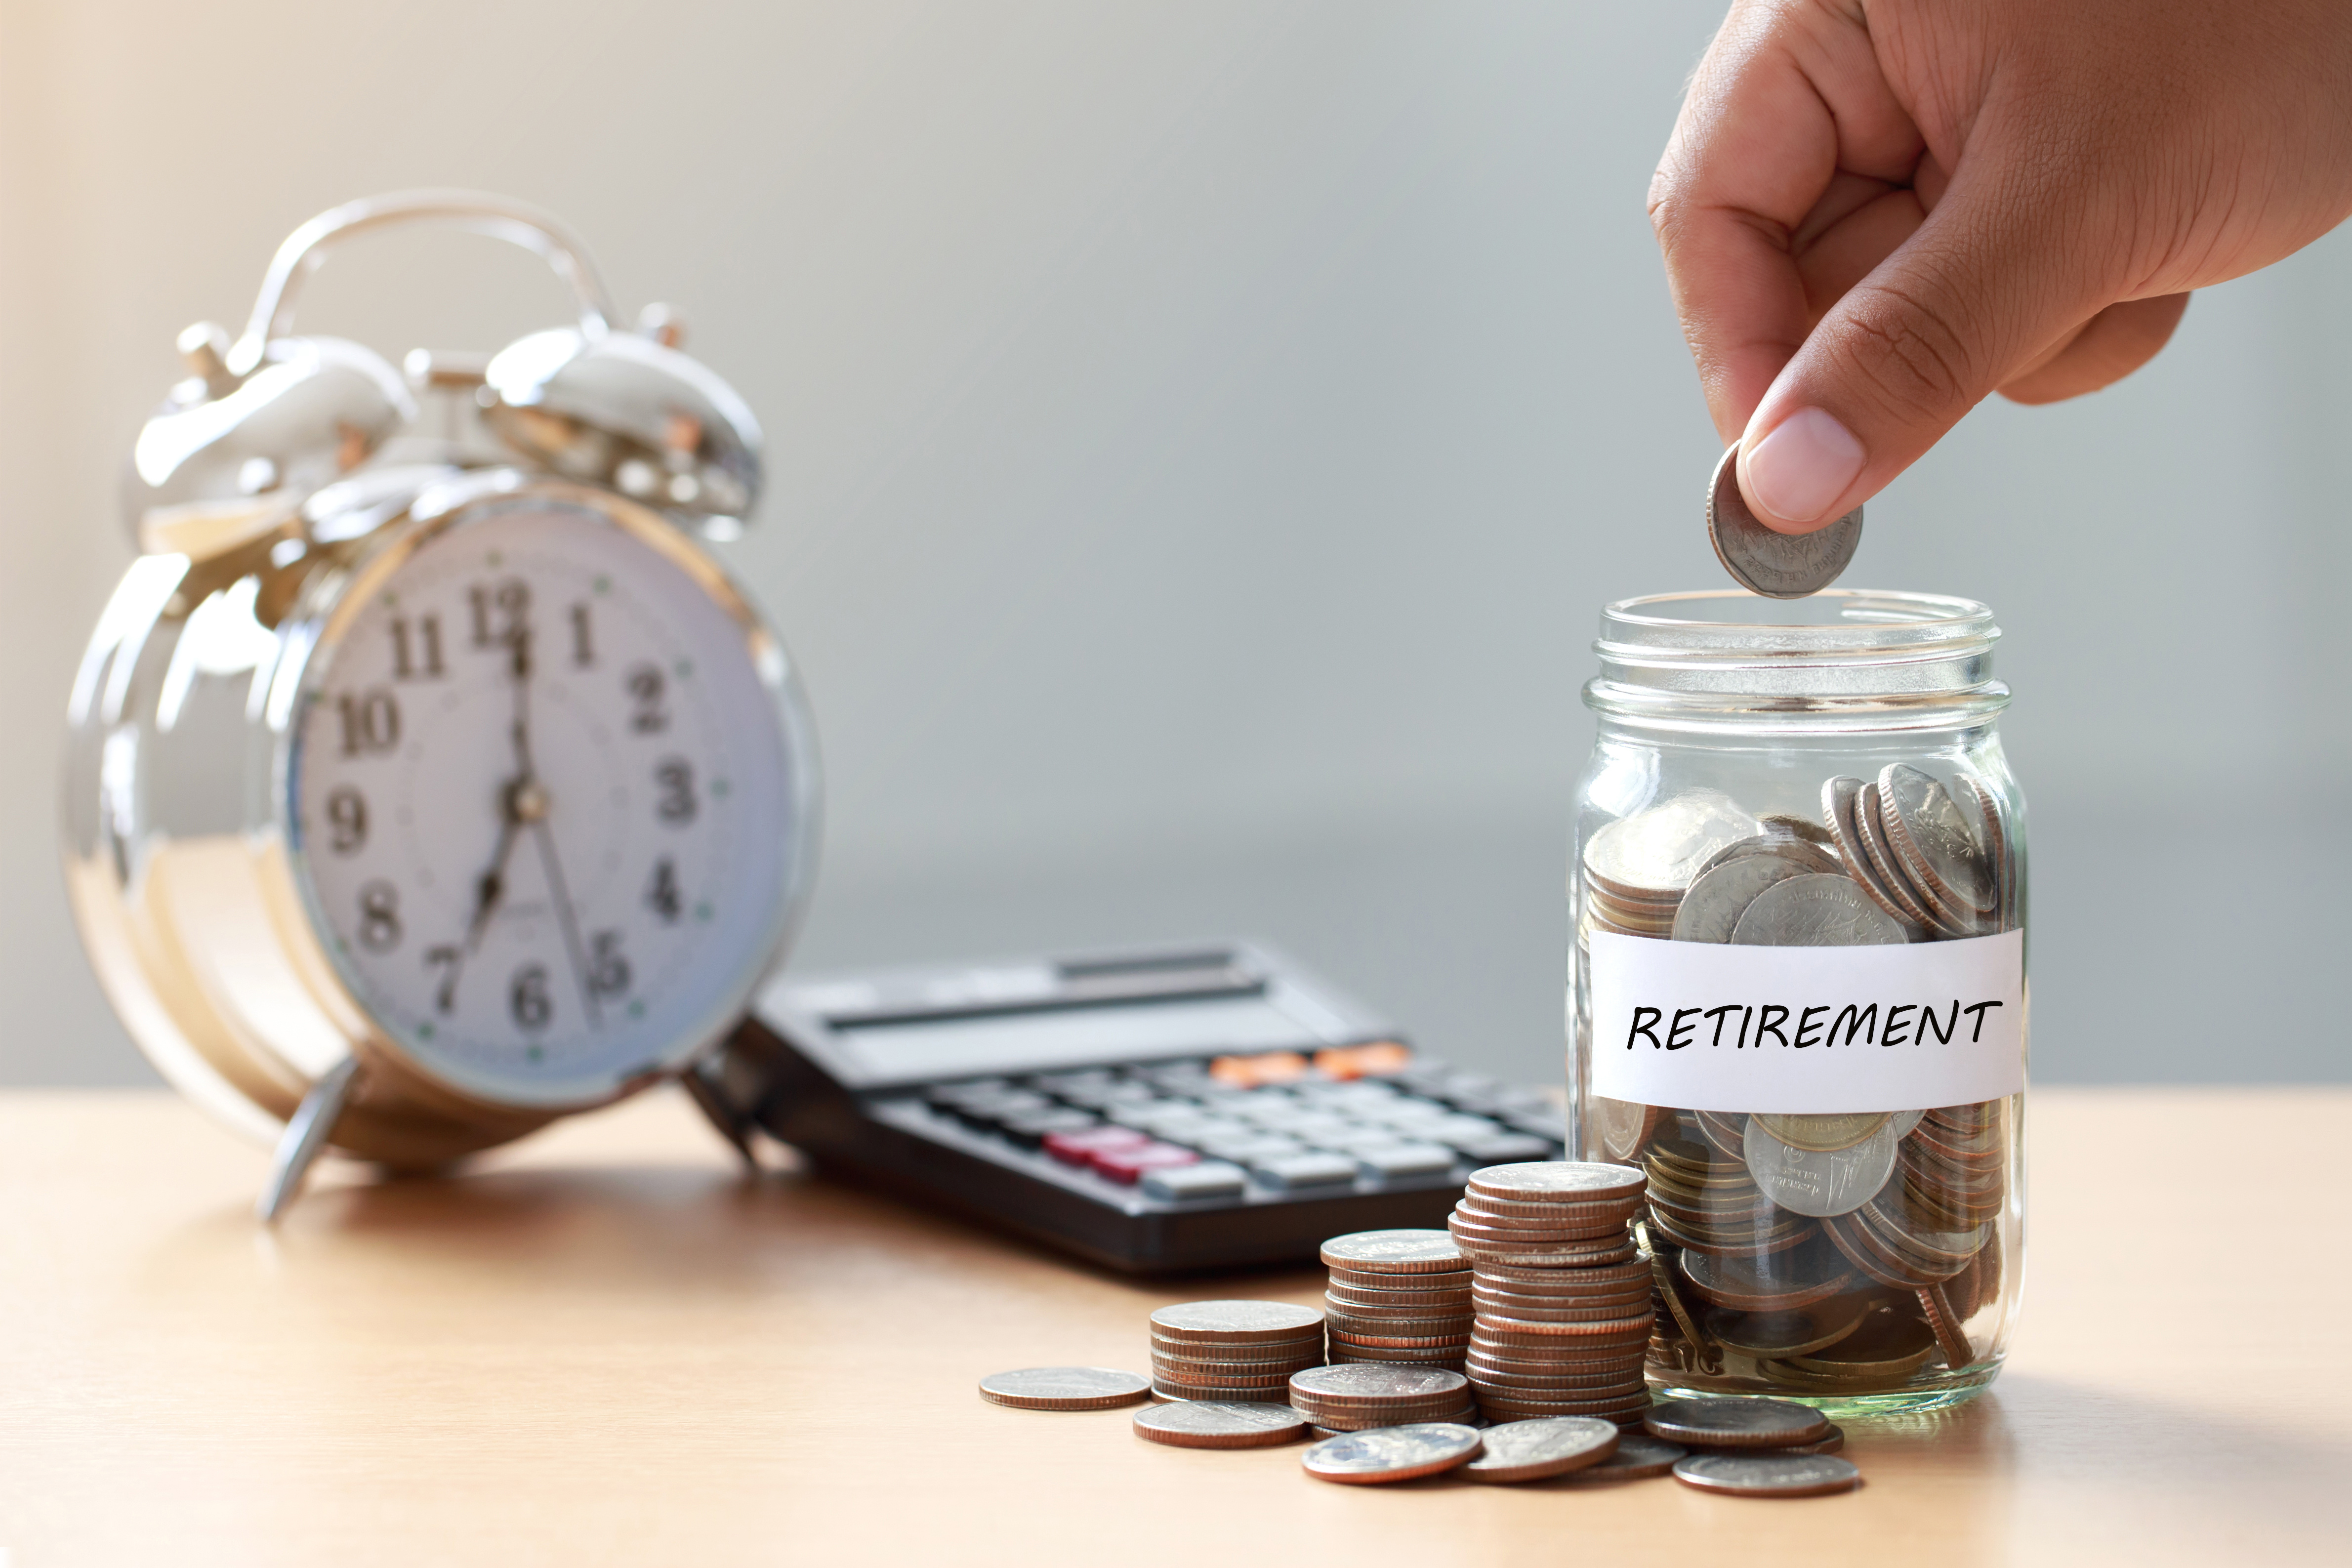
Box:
[1286,1364,1477,1435]
[1452,1162,1654,1426]
[1578,790,1761,940]
[1320,1230,1474,1370]
[1641,1131,1818,1261]
[1148,1301,1326,1402]
[1821,765,2006,939]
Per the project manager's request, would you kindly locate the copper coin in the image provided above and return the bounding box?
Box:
[1301,1423,1485,1485]
[1150,1300,1324,1343]
[1783,1307,1935,1379]
[1152,1375,1295,1402]
[1460,1417,1620,1484]
[1323,1301,1477,1327]
[1569,1433,1686,1480]
[1325,1281,1473,1309]
[1454,1238,1641,1267]
[1132,1400,1310,1449]
[1149,1332,1323,1362]
[1678,1246,1857,1313]
[1471,1294,1653,1324]
[1326,1266,1472,1294]
[1466,1350,1651,1383]
[1312,1406,1479,1435]
[1450,1214,1629,1246]
[1644,1397,1829,1449]
[1672,1453,1860,1498]
[1319,1230,1469,1274]
[1468,1161,1645,1204]
[1472,1258,1652,1291]
[1474,1311,1654,1340]
[1455,1192,1643,1224]
[1154,1360,1321,1389]
[1703,1297,1873,1360]
[1688,1422,1845,1458]
[1330,1329,1474,1350]
[978,1366,1153,1410]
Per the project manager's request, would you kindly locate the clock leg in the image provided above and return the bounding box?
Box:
[256,1056,364,1223]
[680,1061,763,1173]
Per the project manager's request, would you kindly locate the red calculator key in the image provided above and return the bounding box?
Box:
[1044,1126,1152,1166]
[1090,1143,1199,1185]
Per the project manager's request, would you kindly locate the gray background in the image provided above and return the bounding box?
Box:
[2,0,2344,1090]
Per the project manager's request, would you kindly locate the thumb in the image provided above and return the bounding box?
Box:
[1734,171,2118,533]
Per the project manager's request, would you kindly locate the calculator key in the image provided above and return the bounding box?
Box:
[1427,1115,1508,1143]
[1091,1142,1198,1184]
[1044,1126,1153,1166]
[1210,1052,1311,1088]
[1251,1152,1360,1190]
[1352,1143,1459,1180]
[1318,1127,1418,1157]
[995,1108,1100,1148]
[1197,1134,1306,1164]
[1502,1108,1568,1141]
[1450,1133,1556,1163]
[1140,1160,1249,1202]
[1312,1041,1413,1080]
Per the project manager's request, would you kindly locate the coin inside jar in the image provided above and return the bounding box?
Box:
[1704,444,1864,599]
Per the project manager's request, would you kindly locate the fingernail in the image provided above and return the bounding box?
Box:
[1742,408,1865,527]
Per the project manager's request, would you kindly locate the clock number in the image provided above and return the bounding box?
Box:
[654,758,698,825]
[627,663,668,733]
[335,690,402,757]
[645,857,681,923]
[569,603,595,668]
[424,944,461,1014]
[469,578,531,650]
[356,880,402,952]
[587,930,632,999]
[389,615,446,681]
[325,786,368,856]
[510,963,553,1032]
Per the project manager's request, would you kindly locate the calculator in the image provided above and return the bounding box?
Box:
[703,942,1567,1272]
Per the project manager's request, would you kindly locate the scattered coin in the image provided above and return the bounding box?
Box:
[1132,1401,1310,1449]
[1690,1423,1845,1458]
[1300,1423,1485,1485]
[979,1366,1153,1410]
[1671,1452,1861,1498]
[1569,1433,1687,1481]
[1704,443,1863,599]
[1643,1397,1829,1448]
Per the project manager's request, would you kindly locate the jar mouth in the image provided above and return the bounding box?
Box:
[1587,589,2006,728]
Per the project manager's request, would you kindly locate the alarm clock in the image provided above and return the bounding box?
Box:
[61,192,820,1218]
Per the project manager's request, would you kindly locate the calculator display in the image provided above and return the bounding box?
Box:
[833,995,1325,1082]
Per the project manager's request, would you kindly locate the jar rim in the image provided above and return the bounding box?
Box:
[1601,588,1994,651]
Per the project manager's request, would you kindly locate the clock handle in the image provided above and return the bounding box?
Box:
[226,189,621,376]
[255,1056,364,1223]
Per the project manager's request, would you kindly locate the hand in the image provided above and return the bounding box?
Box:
[1650,0,2352,532]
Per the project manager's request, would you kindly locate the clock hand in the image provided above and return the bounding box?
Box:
[433,629,543,1013]
[529,817,602,1029]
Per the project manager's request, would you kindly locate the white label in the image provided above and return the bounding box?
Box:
[1588,929,2024,1113]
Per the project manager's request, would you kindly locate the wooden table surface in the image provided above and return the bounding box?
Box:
[0,1086,2341,1566]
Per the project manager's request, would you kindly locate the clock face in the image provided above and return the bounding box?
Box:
[289,494,808,1106]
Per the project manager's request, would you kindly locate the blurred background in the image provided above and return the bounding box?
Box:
[1,0,2345,1090]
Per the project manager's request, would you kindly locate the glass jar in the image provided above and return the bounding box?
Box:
[1568,590,2025,1416]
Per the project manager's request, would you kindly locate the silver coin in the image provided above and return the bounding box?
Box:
[1466,1161,1646,1202]
[1749,1113,1891,1154]
[1672,853,1817,943]
[1730,873,1908,947]
[1819,777,1927,936]
[1569,1432,1687,1481]
[1705,444,1864,599]
[1644,1396,1830,1447]
[1150,1300,1325,1342]
[1955,774,2010,930]
[1585,790,1762,897]
[1460,1416,1620,1483]
[1880,764,1995,916]
[1319,1231,1465,1273]
[1890,1109,1924,1138]
[1289,1364,1468,1402]
[1742,1116,1898,1217]
[979,1366,1153,1410]
[1693,833,1842,882]
[1856,782,1960,934]
[1671,1452,1862,1497]
[1132,1401,1310,1448]
[1300,1423,1485,1485]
